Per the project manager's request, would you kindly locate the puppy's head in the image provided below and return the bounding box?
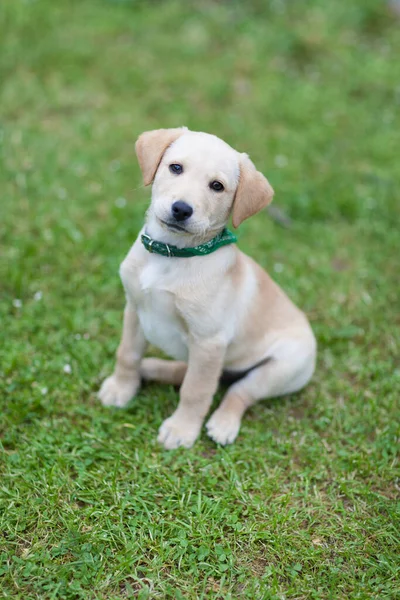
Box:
[135,128,273,245]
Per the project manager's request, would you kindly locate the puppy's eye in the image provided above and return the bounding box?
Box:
[169,164,183,175]
[209,180,224,192]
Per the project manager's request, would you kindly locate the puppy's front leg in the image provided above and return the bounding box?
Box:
[158,337,225,449]
[98,302,146,407]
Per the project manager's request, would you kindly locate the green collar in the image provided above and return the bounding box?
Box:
[141,227,237,258]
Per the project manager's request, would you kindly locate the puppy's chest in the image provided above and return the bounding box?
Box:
[126,260,189,360]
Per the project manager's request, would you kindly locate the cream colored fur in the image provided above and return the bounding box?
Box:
[98,128,316,449]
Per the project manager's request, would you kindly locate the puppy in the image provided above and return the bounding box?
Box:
[99,128,316,449]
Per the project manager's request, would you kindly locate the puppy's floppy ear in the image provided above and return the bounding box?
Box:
[231,153,274,228]
[135,127,187,186]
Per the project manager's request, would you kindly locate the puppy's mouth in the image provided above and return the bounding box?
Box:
[159,218,189,233]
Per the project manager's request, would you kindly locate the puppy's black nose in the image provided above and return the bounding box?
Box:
[171,200,193,222]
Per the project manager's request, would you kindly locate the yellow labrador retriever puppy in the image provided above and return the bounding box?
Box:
[99,128,316,449]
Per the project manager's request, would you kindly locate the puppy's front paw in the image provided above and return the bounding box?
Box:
[157,413,202,450]
[98,374,139,408]
[206,408,241,446]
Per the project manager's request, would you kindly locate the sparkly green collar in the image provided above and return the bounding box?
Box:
[141,227,237,258]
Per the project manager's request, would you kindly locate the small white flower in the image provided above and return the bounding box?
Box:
[34,291,43,301]
[74,333,82,340]
[41,387,48,395]
[274,155,288,168]
[274,263,284,273]
[63,364,72,374]
[13,299,22,308]
[362,291,372,305]
[115,197,127,208]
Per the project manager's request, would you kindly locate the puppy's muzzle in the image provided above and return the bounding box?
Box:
[171,201,193,222]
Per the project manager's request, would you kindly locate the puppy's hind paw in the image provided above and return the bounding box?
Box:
[206,409,241,446]
[98,374,139,408]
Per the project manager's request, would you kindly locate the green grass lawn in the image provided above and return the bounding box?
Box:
[1,1,399,598]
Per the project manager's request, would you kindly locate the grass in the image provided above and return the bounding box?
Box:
[1,0,399,598]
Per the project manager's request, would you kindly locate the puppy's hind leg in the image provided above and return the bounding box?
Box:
[141,358,187,386]
[206,334,316,446]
